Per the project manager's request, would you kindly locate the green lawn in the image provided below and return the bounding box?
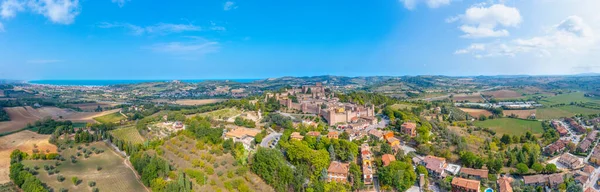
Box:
[22,142,146,192]
[93,112,125,124]
[539,92,600,105]
[110,126,145,144]
[473,118,544,136]
[536,106,600,120]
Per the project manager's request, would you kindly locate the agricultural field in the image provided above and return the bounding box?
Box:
[503,109,536,119]
[110,126,145,145]
[160,135,273,192]
[538,92,600,105]
[473,118,544,136]
[390,103,418,110]
[93,112,126,124]
[536,106,600,120]
[0,131,57,184]
[21,142,146,192]
[0,107,121,134]
[153,99,226,106]
[186,108,242,121]
[458,108,492,117]
[69,102,119,112]
[482,89,523,99]
[452,93,485,102]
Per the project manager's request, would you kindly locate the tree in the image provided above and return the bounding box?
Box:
[380,143,392,154]
[349,163,363,190]
[377,161,417,191]
[328,145,336,161]
[416,165,428,177]
[251,148,293,192]
[531,163,543,173]
[72,176,79,185]
[545,164,557,173]
[516,163,529,174]
[500,135,512,145]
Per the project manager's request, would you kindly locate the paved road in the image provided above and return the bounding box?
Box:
[261,132,282,148]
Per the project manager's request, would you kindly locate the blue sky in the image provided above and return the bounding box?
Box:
[0,0,599,80]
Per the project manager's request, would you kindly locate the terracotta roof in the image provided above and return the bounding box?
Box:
[368,129,383,138]
[381,154,396,166]
[307,131,321,137]
[451,177,480,191]
[575,175,589,184]
[460,168,489,179]
[559,153,581,168]
[585,188,594,192]
[327,161,349,174]
[424,156,446,174]
[327,131,339,137]
[497,176,513,192]
[402,122,417,129]
[583,165,595,175]
[523,175,547,185]
[291,132,304,140]
[387,137,400,145]
[547,174,564,185]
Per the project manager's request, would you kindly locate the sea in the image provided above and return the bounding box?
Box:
[28,79,259,86]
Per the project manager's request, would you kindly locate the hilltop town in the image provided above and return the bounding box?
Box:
[3,75,600,192]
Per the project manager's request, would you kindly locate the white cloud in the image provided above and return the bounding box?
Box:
[145,38,219,59]
[98,22,202,35]
[450,4,521,38]
[399,0,451,10]
[224,1,236,11]
[27,0,80,25]
[455,15,596,58]
[26,59,63,64]
[1,0,25,19]
[111,0,128,8]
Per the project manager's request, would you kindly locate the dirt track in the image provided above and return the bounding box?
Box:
[0,131,57,184]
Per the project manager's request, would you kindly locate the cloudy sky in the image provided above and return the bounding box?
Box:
[0,0,599,80]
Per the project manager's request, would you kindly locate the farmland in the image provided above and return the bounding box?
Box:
[0,107,121,134]
[159,135,273,192]
[69,102,119,112]
[458,108,492,117]
[186,108,242,121]
[153,99,226,106]
[0,131,57,184]
[473,118,544,136]
[110,126,145,145]
[390,103,418,110]
[536,106,600,120]
[452,93,485,102]
[482,89,523,99]
[21,142,146,192]
[502,109,536,119]
[93,112,126,124]
[538,92,600,105]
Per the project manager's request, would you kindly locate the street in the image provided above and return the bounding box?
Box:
[260,132,282,148]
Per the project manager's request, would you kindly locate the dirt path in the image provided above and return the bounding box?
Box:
[104,142,150,192]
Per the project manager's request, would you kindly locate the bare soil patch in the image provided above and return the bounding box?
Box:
[0,130,57,184]
[483,89,523,99]
[459,108,493,117]
[453,94,484,102]
[503,109,536,119]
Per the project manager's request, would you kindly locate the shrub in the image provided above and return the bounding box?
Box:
[72,176,79,185]
[97,166,102,171]
[88,181,96,187]
[93,187,99,192]
[57,175,65,182]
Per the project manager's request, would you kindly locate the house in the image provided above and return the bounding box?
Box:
[547,174,565,188]
[368,129,384,140]
[327,161,350,183]
[381,154,396,167]
[566,118,586,133]
[307,131,321,137]
[360,144,374,185]
[544,140,568,155]
[497,175,513,192]
[575,175,589,185]
[327,131,339,139]
[589,145,600,165]
[383,131,394,140]
[551,121,568,136]
[578,140,592,153]
[401,122,417,137]
[523,175,547,187]
[422,155,447,178]
[459,168,489,179]
[387,137,400,147]
[451,177,480,192]
[224,128,261,149]
[582,165,595,175]
[291,132,304,141]
[558,153,582,169]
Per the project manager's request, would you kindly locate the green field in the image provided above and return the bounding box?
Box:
[93,112,125,124]
[536,106,600,120]
[189,108,242,120]
[72,122,87,128]
[390,103,418,110]
[473,118,544,136]
[539,92,600,105]
[22,142,146,192]
[110,126,145,144]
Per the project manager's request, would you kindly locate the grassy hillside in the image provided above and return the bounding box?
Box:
[110,126,145,145]
[93,112,125,124]
[473,118,543,136]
